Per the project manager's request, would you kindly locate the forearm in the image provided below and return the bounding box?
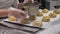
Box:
[0,9,8,17]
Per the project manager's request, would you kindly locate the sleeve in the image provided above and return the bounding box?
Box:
[12,0,19,8]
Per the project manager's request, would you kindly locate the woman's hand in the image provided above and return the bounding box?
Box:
[8,9,27,18]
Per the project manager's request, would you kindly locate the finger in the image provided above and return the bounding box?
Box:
[20,12,27,17]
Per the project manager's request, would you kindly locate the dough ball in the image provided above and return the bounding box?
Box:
[32,21,42,27]
[42,16,50,22]
[28,15,36,21]
[53,9,60,14]
[21,18,29,24]
[42,9,48,13]
[8,16,16,22]
[49,13,57,18]
[37,12,43,16]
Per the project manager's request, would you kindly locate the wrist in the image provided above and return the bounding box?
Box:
[0,9,9,17]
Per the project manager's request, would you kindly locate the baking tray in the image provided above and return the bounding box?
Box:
[0,17,8,19]
[4,21,44,34]
[0,16,44,34]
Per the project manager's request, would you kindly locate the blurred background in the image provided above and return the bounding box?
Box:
[19,0,60,10]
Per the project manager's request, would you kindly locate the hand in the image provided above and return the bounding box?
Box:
[8,9,27,18]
